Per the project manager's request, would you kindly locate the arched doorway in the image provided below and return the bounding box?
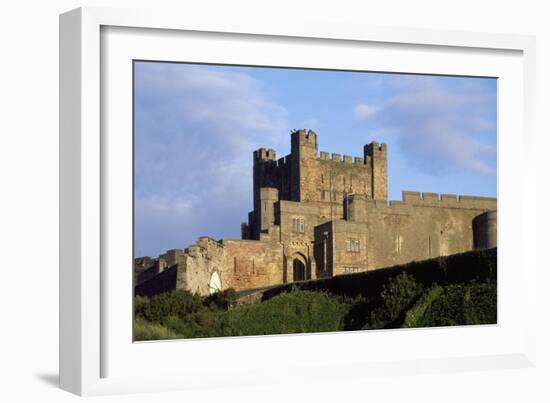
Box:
[292,254,307,281]
[209,271,221,294]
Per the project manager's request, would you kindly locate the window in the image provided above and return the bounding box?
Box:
[292,218,305,233]
[346,238,360,252]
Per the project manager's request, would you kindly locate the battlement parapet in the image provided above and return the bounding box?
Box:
[373,191,497,210]
[254,147,277,162]
[317,151,367,166]
[360,191,496,212]
[276,155,290,168]
[364,141,387,156]
[291,129,318,151]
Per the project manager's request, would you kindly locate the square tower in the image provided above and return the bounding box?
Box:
[364,142,388,200]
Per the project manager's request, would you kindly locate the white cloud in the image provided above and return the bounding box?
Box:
[352,76,496,175]
[353,104,380,120]
[134,63,289,256]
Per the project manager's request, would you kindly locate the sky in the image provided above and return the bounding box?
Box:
[134,61,497,258]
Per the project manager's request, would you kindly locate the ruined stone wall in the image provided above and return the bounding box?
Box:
[135,237,285,296]
[134,265,180,297]
[363,192,497,270]
[222,240,284,290]
[158,249,185,267]
[180,237,227,295]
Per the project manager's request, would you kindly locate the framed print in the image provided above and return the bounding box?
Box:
[59,7,537,396]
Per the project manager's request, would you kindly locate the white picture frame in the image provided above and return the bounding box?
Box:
[59,6,537,396]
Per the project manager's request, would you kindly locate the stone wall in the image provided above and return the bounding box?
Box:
[362,192,496,270]
[135,236,285,296]
[222,240,284,290]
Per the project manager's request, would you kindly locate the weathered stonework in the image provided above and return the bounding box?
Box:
[135,130,497,297]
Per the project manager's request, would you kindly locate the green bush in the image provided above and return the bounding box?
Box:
[462,280,497,324]
[220,288,351,337]
[156,288,351,338]
[402,285,444,328]
[203,288,238,310]
[365,273,424,329]
[134,289,204,323]
[419,280,496,327]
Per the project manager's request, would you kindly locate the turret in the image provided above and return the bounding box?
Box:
[259,187,279,232]
[291,129,318,157]
[364,141,388,200]
[253,147,278,210]
[253,147,277,162]
[473,211,497,249]
[346,194,368,222]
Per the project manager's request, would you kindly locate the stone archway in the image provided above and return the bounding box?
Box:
[293,259,306,281]
[291,253,308,282]
[208,271,221,294]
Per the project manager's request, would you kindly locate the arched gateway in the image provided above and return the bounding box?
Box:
[291,253,309,282]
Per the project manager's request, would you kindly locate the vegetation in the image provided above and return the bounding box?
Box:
[134,248,497,341]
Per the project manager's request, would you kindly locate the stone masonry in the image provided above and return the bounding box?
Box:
[135,129,497,297]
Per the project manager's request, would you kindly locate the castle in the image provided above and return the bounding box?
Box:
[135,129,497,297]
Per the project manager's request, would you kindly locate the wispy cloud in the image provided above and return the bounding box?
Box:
[353,104,380,120]
[353,75,496,175]
[134,63,288,256]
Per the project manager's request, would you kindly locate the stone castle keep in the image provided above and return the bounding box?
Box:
[135,129,497,297]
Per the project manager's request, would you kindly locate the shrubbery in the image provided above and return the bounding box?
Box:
[220,288,351,336]
[135,288,352,339]
[203,288,238,311]
[134,249,497,340]
[419,280,496,327]
[134,289,204,323]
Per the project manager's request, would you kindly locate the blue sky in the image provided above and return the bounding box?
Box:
[134,62,497,258]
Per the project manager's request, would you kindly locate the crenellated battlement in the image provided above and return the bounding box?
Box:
[364,141,387,156]
[318,151,367,165]
[363,191,496,211]
[291,128,318,148]
[254,147,277,162]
